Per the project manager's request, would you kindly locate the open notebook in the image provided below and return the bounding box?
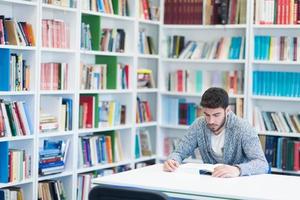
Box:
[175,163,223,175]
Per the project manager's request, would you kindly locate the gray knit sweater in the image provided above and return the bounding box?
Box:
[168,111,269,176]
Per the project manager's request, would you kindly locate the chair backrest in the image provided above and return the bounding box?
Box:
[89,185,169,200]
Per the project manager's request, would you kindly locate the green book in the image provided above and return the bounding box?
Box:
[82,14,101,51]
[112,0,119,15]
[5,103,17,136]
[96,55,118,89]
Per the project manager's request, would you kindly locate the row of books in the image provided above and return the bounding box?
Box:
[135,129,153,158]
[78,131,123,167]
[164,98,202,126]
[0,100,31,137]
[39,97,73,132]
[0,142,31,183]
[167,35,245,60]
[77,165,131,200]
[80,63,129,90]
[40,62,68,90]
[98,101,126,127]
[164,0,203,24]
[79,95,126,129]
[253,108,300,133]
[205,0,247,25]
[39,139,70,176]
[254,36,300,61]
[0,187,24,200]
[139,0,160,21]
[138,30,156,55]
[38,179,66,200]
[260,136,300,171]
[80,22,92,50]
[168,69,244,95]
[252,71,300,97]
[254,0,300,24]
[137,69,155,89]
[0,16,35,46]
[82,0,130,16]
[136,97,152,123]
[0,49,30,92]
[42,19,70,49]
[163,97,244,126]
[43,0,76,8]
[100,28,125,53]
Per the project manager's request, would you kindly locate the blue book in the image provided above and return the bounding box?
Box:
[62,98,73,130]
[39,160,64,169]
[0,49,10,91]
[277,137,283,169]
[0,142,8,183]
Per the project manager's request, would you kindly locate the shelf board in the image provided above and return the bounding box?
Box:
[253,24,300,29]
[81,10,135,22]
[135,121,157,128]
[138,54,160,59]
[38,131,74,138]
[0,0,37,6]
[42,3,77,12]
[271,168,300,175]
[160,91,244,98]
[0,91,35,95]
[252,60,300,65]
[258,131,300,138]
[39,90,75,95]
[162,24,247,29]
[0,135,34,142]
[41,47,76,53]
[38,171,73,181]
[134,155,157,163]
[159,124,189,130]
[80,50,134,57]
[161,58,245,64]
[138,19,160,25]
[251,95,300,101]
[79,89,132,94]
[0,45,36,50]
[78,124,132,134]
[77,160,132,174]
[137,88,158,93]
[0,178,33,189]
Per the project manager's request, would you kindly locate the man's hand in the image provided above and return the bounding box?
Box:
[163,159,179,172]
[212,165,240,178]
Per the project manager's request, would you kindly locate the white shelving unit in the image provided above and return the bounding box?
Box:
[247,0,300,175]
[157,0,250,161]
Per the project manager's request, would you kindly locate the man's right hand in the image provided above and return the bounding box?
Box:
[163,159,179,172]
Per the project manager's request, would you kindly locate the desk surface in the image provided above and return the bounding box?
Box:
[93,163,300,200]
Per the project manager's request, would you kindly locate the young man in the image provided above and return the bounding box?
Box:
[163,87,269,178]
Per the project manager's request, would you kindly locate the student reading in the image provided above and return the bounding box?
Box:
[163,87,269,178]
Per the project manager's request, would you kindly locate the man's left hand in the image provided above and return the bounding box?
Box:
[212,165,240,178]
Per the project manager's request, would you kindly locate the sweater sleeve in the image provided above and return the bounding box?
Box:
[168,120,200,163]
[236,126,269,176]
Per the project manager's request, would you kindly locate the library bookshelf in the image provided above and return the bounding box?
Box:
[1,0,300,199]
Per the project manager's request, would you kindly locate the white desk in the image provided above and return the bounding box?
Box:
[92,163,300,200]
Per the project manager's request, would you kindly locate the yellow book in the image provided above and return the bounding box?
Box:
[108,101,115,126]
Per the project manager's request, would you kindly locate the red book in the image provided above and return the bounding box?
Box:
[80,96,94,128]
[293,141,300,171]
[177,70,183,92]
[179,103,187,125]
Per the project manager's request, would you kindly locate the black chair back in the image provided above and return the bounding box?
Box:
[89,185,169,200]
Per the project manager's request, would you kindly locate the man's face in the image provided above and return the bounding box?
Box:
[203,107,228,134]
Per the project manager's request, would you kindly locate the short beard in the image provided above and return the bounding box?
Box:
[208,112,227,133]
